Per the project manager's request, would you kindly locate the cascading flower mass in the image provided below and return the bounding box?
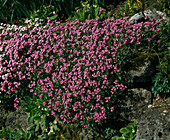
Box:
[0,17,164,129]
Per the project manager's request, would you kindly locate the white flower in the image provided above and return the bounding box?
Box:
[0,47,2,51]
[132,129,135,133]
[6,24,11,28]
[148,104,153,108]
[14,28,18,31]
[50,126,53,130]
[35,23,39,27]
[2,73,7,80]
[2,75,5,80]
[53,120,57,124]
[163,110,168,113]
[21,27,26,31]
[0,26,4,29]
[48,129,54,135]
[35,18,39,22]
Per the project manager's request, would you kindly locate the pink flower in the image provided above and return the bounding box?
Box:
[51,111,55,116]
[84,125,88,128]
[76,9,81,13]
[147,38,152,42]
[14,103,18,109]
[110,107,114,112]
[136,41,141,45]
[43,102,46,106]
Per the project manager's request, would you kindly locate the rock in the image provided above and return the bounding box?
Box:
[126,61,155,86]
[0,104,6,129]
[116,88,152,122]
[128,9,170,24]
[123,53,159,88]
[5,106,32,131]
[79,129,94,140]
[136,107,170,140]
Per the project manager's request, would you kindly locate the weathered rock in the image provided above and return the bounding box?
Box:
[79,129,94,140]
[129,9,170,24]
[136,107,170,140]
[126,61,155,86]
[0,104,6,129]
[116,88,152,122]
[123,53,159,88]
[5,106,31,131]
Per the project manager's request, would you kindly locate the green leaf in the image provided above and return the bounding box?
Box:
[42,124,46,130]
[126,125,133,131]
[17,125,27,138]
[27,124,36,131]
[49,14,58,20]
[17,125,25,134]
[41,114,46,124]
[120,127,128,133]
[123,135,130,139]
[35,123,40,132]
[53,125,58,131]
[33,116,41,121]
[111,136,123,140]
[28,117,34,123]
[134,119,137,126]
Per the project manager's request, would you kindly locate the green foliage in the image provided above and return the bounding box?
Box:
[105,127,116,139]
[119,0,169,18]
[159,21,170,50]
[72,0,109,22]
[151,20,170,97]
[28,5,59,25]
[156,0,170,12]
[111,120,137,140]
[0,0,85,24]
[0,95,70,139]
[0,95,84,139]
[21,95,59,139]
[21,95,82,139]
[119,0,143,17]
[0,0,42,23]
[152,50,170,97]
[0,126,37,140]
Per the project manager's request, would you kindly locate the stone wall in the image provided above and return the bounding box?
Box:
[136,107,170,140]
[115,52,170,140]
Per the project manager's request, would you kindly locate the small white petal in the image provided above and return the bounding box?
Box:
[163,110,168,113]
[148,104,153,108]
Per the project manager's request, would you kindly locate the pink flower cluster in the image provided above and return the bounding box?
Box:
[0,17,163,128]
